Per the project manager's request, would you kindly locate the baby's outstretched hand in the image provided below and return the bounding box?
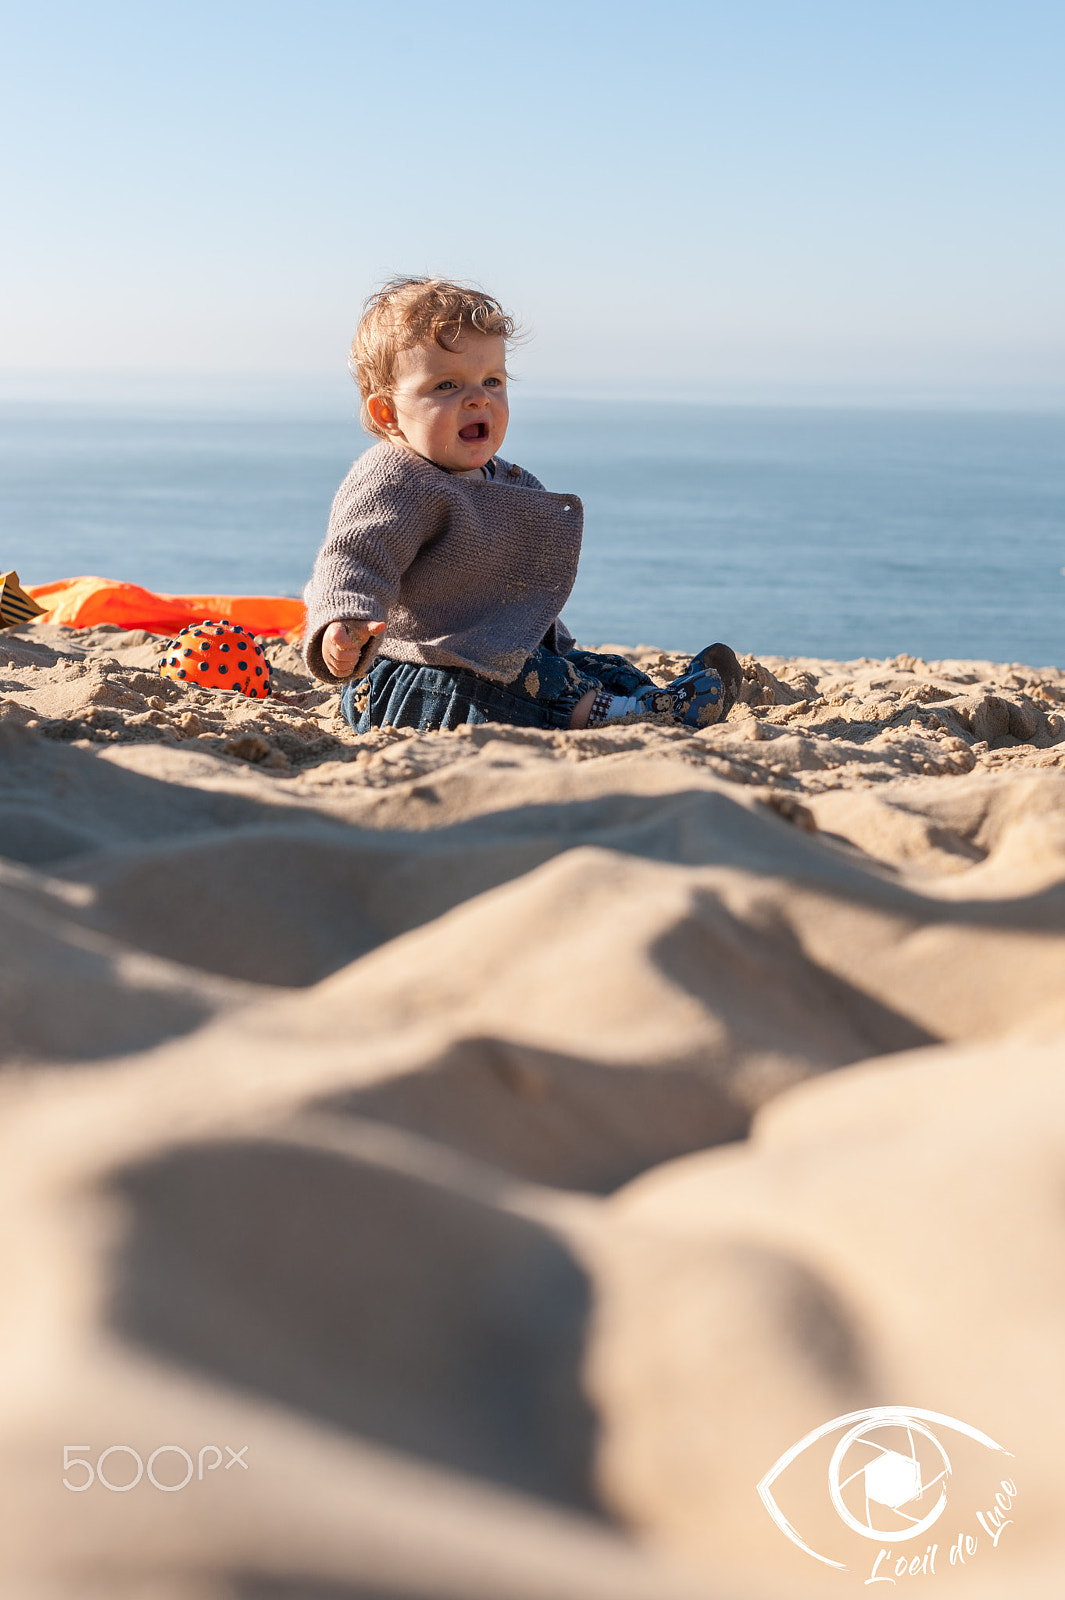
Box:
[322,619,386,679]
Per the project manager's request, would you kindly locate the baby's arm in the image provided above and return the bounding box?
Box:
[303,456,437,684]
[321,619,386,678]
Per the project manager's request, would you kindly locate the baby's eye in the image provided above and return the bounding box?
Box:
[484,377,503,388]
[435,380,457,391]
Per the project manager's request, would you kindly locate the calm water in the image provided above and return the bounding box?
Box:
[2,400,1063,665]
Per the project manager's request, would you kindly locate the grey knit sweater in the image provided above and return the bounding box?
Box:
[302,442,583,685]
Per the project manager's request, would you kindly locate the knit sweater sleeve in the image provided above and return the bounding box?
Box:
[302,452,439,683]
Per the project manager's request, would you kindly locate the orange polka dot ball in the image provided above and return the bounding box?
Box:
[159,621,271,698]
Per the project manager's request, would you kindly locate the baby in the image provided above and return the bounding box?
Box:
[302,277,741,733]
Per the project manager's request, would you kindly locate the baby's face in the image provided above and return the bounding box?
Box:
[373,331,509,473]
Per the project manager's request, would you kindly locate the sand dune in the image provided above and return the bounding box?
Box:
[1,622,1064,1597]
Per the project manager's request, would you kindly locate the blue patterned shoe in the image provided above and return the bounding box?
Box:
[669,642,743,726]
[586,642,743,729]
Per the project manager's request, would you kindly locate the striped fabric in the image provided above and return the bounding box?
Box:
[0,570,47,628]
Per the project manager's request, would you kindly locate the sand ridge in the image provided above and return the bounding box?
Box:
[1,622,1064,1598]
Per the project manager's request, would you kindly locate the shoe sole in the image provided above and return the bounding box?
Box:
[689,643,743,719]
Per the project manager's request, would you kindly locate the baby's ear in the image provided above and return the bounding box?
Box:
[366,393,400,435]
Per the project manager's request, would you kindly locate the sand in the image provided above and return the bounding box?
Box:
[1,621,1064,1598]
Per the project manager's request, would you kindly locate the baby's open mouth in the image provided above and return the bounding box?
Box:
[459,422,488,441]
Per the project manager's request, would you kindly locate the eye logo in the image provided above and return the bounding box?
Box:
[757,1406,1013,1570]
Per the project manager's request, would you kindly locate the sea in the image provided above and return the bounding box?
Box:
[2,398,1063,667]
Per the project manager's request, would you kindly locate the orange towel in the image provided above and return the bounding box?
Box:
[25,576,305,641]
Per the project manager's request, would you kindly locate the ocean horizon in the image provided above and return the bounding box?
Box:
[3,396,1062,667]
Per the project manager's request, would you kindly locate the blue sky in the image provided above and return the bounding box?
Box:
[2,0,1063,401]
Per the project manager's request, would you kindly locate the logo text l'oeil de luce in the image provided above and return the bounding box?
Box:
[757,1406,1015,1583]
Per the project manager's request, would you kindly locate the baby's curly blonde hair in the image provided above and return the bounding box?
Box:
[351,277,518,438]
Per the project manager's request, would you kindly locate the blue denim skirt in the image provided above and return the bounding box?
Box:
[341,646,656,734]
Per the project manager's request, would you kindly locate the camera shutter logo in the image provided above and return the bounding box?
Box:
[757,1406,1013,1570]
